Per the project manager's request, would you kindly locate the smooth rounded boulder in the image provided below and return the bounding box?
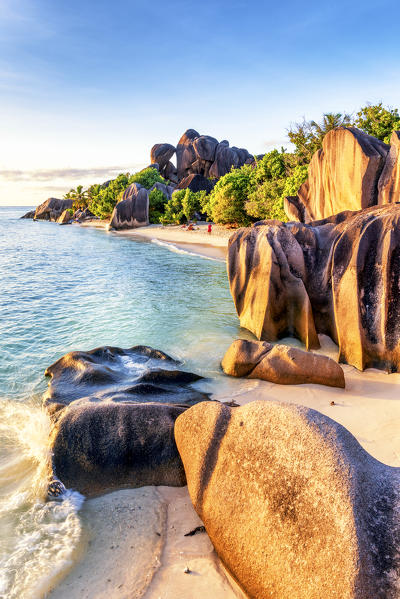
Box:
[222,339,345,387]
[175,401,400,599]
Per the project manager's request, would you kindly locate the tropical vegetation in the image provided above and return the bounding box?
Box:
[64,102,400,227]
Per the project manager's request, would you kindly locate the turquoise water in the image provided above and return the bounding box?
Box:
[0,206,244,598]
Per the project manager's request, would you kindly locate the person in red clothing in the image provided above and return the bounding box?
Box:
[207,223,212,234]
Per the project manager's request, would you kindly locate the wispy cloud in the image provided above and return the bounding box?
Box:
[0,165,144,183]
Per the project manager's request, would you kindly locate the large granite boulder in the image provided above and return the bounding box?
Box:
[176,129,200,181]
[286,128,389,222]
[150,143,176,172]
[34,198,73,221]
[228,204,400,371]
[110,183,149,229]
[175,401,400,599]
[43,345,209,496]
[222,339,345,387]
[378,130,400,205]
[153,129,254,185]
[149,181,175,200]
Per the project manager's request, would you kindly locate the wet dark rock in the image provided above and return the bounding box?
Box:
[20,210,35,219]
[43,345,209,496]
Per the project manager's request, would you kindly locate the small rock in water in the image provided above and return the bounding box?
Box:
[47,479,66,499]
[184,525,206,537]
[330,401,335,406]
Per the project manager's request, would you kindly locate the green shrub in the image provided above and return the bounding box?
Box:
[129,167,166,189]
[282,165,308,197]
[355,103,400,144]
[160,193,185,225]
[160,189,208,224]
[148,188,168,223]
[208,166,252,226]
[245,179,287,221]
[90,173,131,219]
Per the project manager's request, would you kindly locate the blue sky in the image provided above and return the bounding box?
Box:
[1,0,399,204]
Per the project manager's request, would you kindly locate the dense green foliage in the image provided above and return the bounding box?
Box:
[160,189,207,225]
[354,103,400,144]
[64,102,400,227]
[148,188,168,224]
[88,168,166,219]
[129,168,166,189]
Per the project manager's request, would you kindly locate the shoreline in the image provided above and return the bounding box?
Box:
[79,221,230,261]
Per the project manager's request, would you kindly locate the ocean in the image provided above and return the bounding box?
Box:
[0,206,247,598]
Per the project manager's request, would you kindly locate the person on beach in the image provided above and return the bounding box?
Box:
[208,223,212,234]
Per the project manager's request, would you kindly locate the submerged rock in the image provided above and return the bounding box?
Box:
[43,345,209,496]
[34,197,73,221]
[228,204,400,371]
[175,400,400,599]
[222,339,345,387]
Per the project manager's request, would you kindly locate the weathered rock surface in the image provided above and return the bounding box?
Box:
[110,183,149,229]
[286,127,389,222]
[228,204,400,371]
[149,181,175,200]
[176,173,214,194]
[222,339,345,387]
[57,209,72,224]
[175,400,400,599]
[152,129,253,185]
[150,143,176,173]
[20,210,35,219]
[378,130,400,205]
[43,345,209,496]
[34,197,73,221]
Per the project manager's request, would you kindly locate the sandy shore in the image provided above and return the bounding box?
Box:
[49,224,400,598]
[79,221,231,260]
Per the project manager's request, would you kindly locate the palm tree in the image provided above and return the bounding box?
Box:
[64,185,88,209]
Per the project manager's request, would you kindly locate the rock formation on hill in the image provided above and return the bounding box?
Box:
[175,400,400,599]
[228,204,400,372]
[284,127,400,222]
[150,129,253,191]
[33,197,73,221]
[43,345,209,496]
[222,339,345,387]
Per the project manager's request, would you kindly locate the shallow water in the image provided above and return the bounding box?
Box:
[0,206,248,598]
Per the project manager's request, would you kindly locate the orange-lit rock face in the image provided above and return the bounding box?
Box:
[175,401,400,599]
[378,130,400,205]
[228,204,400,372]
[287,127,389,222]
[221,339,345,388]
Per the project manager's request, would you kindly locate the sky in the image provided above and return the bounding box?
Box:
[1,0,400,205]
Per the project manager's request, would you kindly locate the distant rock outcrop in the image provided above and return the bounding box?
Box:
[176,173,214,194]
[222,339,345,387]
[34,198,73,221]
[151,129,253,186]
[228,204,400,372]
[20,210,35,219]
[175,401,400,599]
[43,345,209,496]
[110,183,149,229]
